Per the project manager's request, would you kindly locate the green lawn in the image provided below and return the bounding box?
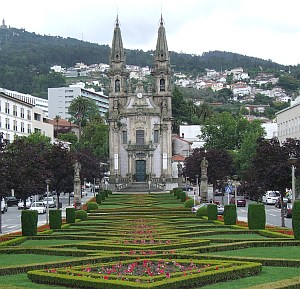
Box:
[207,246,300,259]
[205,233,269,239]
[0,254,77,267]
[198,266,300,289]
[20,239,88,247]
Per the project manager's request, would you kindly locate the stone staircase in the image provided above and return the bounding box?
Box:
[118,182,163,193]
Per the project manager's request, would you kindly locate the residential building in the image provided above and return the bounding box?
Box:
[0,91,53,143]
[0,87,49,116]
[48,85,109,119]
[179,125,205,149]
[276,97,300,143]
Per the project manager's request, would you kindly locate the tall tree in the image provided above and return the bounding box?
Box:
[68,96,99,141]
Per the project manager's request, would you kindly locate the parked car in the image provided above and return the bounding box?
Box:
[42,196,56,208]
[284,202,293,218]
[1,198,8,213]
[192,203,224,215]
[274,196,289,208]
[5,196,19,206]
[230,196,246,207]
[29,202,46,214]
[262,191,280,205]
[18,199,32,210]
[182,185,194,192]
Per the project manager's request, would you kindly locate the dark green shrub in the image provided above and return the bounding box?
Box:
[196,205,208,217]
[248,203,265,229]
[173,188,183,199]
[184,199,195,208]
[103,190,109,198]
[292,200,300,240]
[21,210,38,236]
[224,204,237,225]
[106,189,112,195]
[207,204,218,220]
[49,210,62,229]
[75,209,88,221]
[100,191,106,201]
[87,202,98,211]
[95,193,102,205]
[66,207,76,224]
[180,191,186,202]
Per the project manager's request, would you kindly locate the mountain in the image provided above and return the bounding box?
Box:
[0,26,288,97]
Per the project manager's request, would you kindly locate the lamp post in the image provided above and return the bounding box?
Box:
[45,179,50,225]
[288,156,298,203]
[195,174,199,199]
[232,175,238,207]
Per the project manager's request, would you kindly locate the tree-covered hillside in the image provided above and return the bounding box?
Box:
[0,26,294,97]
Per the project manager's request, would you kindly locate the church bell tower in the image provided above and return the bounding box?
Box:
[107,15,173,186]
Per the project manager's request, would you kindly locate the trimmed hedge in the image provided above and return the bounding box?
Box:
[49,210,62,229]
[224,204,237,225]
[248,203,266,230]
[21,210,38,236]
[292,200,300,240]
[184,199,195,208]
[75,210,88,221]
[66,207,76,224]
[207,204,218,220]
[196,205,207,217]
[95,193,102,205]
[87,202,98,211]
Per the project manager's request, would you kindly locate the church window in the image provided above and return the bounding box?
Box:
[154,130,159,143]
[122,131,127,144]
[115,79,120,92]
[136,130,144,145]
[160,79,165,91]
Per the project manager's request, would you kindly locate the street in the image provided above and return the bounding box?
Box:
[0,191,92,235]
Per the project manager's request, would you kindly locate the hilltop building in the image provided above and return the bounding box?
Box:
[107,16,173,189]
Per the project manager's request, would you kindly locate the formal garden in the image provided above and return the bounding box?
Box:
[0,191,299,289]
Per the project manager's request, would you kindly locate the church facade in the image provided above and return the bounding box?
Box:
[107,16,173,185]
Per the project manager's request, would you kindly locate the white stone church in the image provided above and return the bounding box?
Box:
[107,16,174,190]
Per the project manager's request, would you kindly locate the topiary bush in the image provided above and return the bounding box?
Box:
[207,204,218,220]
[224,204,237,225]
[49,210,62,229]
[75,209,88,221]
[99,191,106,201]
[66,207,76,224]
[95,193,102,205]
[184,199,195,208]
[87,202,98,211]
[196,205,208,217]
[180,191,186,202]
[248,203,265,229]
[21,210,38,236]
[292,200,300,240]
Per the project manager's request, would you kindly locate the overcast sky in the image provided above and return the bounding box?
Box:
[2,0,300,66]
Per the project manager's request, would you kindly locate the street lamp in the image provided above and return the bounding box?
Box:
[232,175,238,207]
[195,174,199,199]
[45,179,50,225]
[288,156,298,203]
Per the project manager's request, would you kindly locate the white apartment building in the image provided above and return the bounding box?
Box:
[0,87,49,116]
[0,92,53,143]
[48,86,109,119]
[276,97,300,143]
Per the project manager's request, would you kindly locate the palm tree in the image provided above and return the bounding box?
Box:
[54,115,61,138]
[68,96,92,141]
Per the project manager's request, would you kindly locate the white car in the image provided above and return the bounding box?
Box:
[1,198,8,213]
[262,191,280,205]
[29,202,46,214]
[18,199,32,210]
[43,196,56,208]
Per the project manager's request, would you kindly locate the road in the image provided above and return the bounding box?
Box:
[189,192,293,229]
[0,191,93,235]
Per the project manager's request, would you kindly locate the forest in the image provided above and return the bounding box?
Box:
[0,26,296,98]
